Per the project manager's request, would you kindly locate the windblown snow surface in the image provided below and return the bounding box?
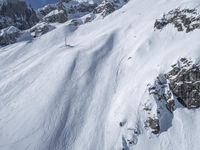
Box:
[1,0,200,150]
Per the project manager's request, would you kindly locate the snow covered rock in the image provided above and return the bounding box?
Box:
[166,58,200,109]
[93,0,128,17]
[30,22,55,37]
[69,19,83,26]
[0,0,39,30]
[145,117,160,134]
[143,58,200,136]
[44,9,68,23]
[93,0,115,16]
[154,8,200,33]
[37,4,58,19]
[0,26,21,46]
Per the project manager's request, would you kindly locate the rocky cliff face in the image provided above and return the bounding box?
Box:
[143,58,200,136]
[0,0,39,30]
[166,58,200,109]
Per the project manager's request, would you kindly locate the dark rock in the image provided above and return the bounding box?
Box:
[166,58,200,108]
[145,117,160,134]
[154,8,200,33]
[0,1,39,30]
[37,4,57,17]
[44,9,68,23]
[0,26,21,46]
[93,0,115,17]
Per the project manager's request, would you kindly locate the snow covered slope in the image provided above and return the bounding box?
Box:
[0,0,200,150]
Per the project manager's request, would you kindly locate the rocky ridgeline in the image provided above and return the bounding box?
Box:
[143,58,200,135]
[154,8,200,33]
[0,0,128,46]
[0,0,39,30]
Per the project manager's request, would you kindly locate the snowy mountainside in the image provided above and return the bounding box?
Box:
[0,0,200,150]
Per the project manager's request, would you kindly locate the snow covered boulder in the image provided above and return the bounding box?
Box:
[44,9,68,23]
[0,26,21,46]
[30,22,55,37]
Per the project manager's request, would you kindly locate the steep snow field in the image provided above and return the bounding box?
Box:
[1,0,200,150]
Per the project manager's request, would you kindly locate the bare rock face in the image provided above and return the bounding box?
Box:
[0,26,21,46]
[154,8,200,33]
[166,58,200,109]
[0,1,39,30]
[143,58,200,136]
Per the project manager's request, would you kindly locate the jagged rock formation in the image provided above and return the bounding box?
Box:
[154,8,200,33]
[166,58,200,108]
[36,4,57,19]
[0,26,21,46]
[0,0,39,30]
[37,0,97,23]
[145,117,160,134]
[94,0,127,17]
[143,58,200,135]
[44,9,68,23]
[94,0,115,17]
[0,0,129,46]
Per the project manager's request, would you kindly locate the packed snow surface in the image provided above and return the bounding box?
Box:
[0,0,200,150]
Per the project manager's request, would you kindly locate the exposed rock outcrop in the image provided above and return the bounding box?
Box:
[143,58,200,136]
[0,26,21,46]
[145,117,160,134]
[93,0,127,17]
[37,4,57,18]
[154,8,200,33]
[30,22,55,37]
[94,0,115,17]
[0,0,39,30]
[166,58,200,109]
[44,9,68,23]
